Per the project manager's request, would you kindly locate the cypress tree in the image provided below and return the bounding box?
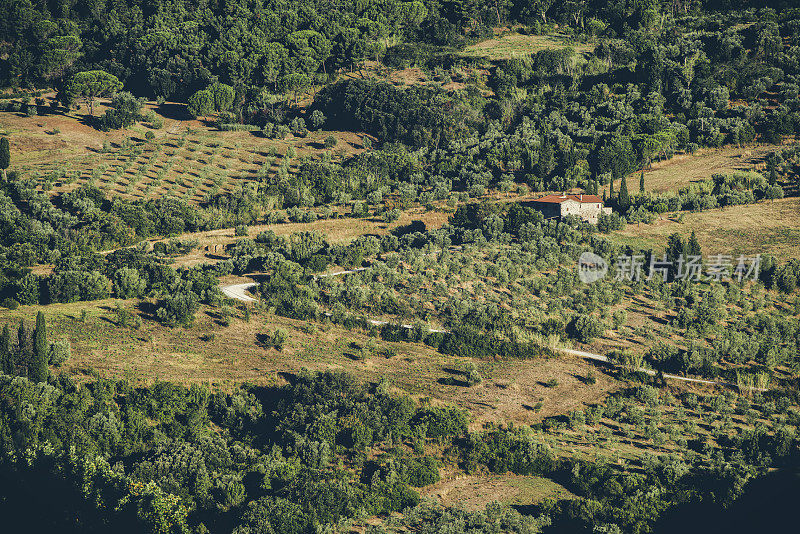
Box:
[1,324,13,375]
[0,137,9,181]
[17,319,30,367]
[609,177,614,199]
[639,171,645,193]
[618,175,630,210]
[31,312,49,383]
[28,312,50,382]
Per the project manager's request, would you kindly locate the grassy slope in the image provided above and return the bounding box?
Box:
[462,33,594,60]
[0,299,621,431]
[607,197,800,260]
[629,144,779,194]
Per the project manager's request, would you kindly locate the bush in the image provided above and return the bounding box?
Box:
[412,407,468,439]
[309,109,326,129]
[47,270,111,303]
[113,268,147,299]
[49,338,71,366]
[156,291,200,327]
[570,314,603,343]
[585,370,597,385]
[235,224,249,237]
[405,456,441,487]
[1,298,19,309]
[323,135,337,148]
[383,209,400,223]
[271,328,288,350]
[100,92,144,129]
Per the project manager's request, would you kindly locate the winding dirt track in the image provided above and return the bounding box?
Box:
[220,282,753,390]
[220,282,259,302]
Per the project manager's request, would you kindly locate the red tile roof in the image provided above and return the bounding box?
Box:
[531,194,604,204]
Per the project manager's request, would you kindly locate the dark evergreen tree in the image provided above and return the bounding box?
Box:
[639,171,645,193]
[30,312,48,383]
[17,320,31,376]
[0,137,9,181]
[0,324,13,375]
[537,140,555,179]
[618,175,630,210]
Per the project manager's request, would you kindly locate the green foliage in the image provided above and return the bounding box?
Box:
[187,83,235,117]
[187,90,214,117]
[0,137,9,176]
[570,314,603,343]
[309,110,326,130]
[156,292,200,327]
[0,325,13,375]
[30,312,48,383]
[114,268,147,299]
[65,70,122,115]
[47,271,111,303]
[270,328,288,350]
[618,175,631,211]
[48,338,71,366]
[100,92,144,130]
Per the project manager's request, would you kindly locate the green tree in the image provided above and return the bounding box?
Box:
[17,319,31,371]
[187,89,215,117]
[281,73,310,106]
[210,82,235,112]
[310,109,326,129]
[100,91,144,129]
[30,311,48,383]
[66,70,123,115]
[640,171,645,193]
[114,267,147,298]
[0,324,13,375]
[618,175,630,210]
[686,231,702,257]
[0,137,9,181]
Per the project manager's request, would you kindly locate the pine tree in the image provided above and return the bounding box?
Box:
[30,312,48,383]
[618,175,630,210]
[639,171,645,193]
[0,137,9,181]
[609,177,614,199]
[0,324,13,375]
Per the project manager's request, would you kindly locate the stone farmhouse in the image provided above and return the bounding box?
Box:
[529,194,612,223]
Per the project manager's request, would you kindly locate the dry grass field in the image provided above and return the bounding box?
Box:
[423,473,575,511]
[608,197,800,260]
[630,144,781,194]
[462,32,594,60]
[0,299,621,429]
